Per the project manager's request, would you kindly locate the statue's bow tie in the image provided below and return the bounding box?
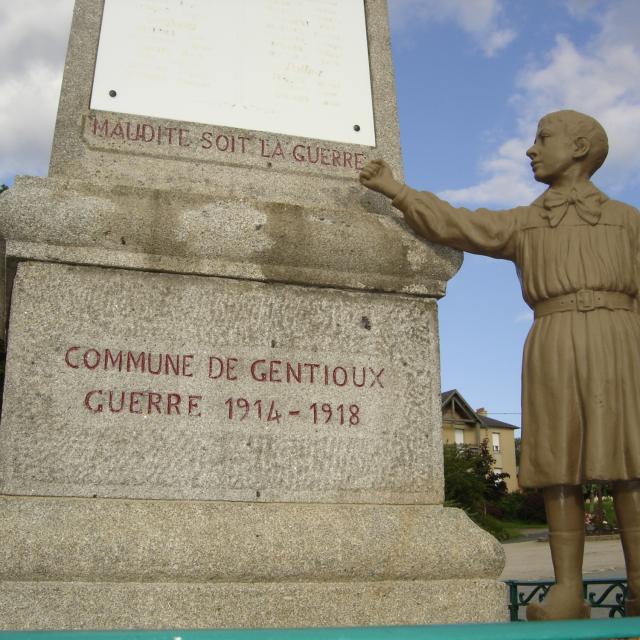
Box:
[541,186,603,227]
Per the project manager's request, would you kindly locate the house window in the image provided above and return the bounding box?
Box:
[492,432,500,452]
[455,429,464,445]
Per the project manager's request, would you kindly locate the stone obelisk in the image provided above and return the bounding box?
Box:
[0,0,505,629]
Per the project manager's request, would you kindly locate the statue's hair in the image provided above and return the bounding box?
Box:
[541,110,609,176]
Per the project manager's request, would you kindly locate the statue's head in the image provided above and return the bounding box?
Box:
[526,110,608,185]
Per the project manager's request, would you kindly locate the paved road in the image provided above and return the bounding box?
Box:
[501,536,626,581]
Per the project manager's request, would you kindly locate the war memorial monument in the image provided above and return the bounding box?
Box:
[0,0,506,629]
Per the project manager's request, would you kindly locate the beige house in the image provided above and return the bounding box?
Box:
[441,389,519,492]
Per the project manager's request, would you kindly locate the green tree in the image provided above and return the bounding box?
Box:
[443,443,486,515]
[443,439,511,539]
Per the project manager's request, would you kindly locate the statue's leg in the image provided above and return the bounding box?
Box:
[527,484,590,620]
[612,479,640,616]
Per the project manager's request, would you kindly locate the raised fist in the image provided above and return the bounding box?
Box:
[359,159,402,199]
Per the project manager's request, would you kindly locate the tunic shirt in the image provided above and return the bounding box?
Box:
[392,183,640,488]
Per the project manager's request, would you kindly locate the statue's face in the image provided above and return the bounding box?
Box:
[526,118,576,185]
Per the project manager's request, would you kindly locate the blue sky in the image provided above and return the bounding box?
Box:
[1,1,640,430]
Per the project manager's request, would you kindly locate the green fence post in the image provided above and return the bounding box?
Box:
[507,580,520,621]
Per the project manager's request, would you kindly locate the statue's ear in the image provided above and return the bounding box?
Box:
[573,136,590,160]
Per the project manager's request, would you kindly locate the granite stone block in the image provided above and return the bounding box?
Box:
[0,176,462,300]
[0,261,443,504]
[0,578,508,630]
[0,497,505,583]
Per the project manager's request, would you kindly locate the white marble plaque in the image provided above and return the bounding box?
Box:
[90,0,375,146]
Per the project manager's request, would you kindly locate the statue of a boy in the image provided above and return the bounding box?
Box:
[360,110,640,620]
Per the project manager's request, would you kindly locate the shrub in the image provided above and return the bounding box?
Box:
[443,439,512,537]
[498,489,546,523]
[474,512,512,541]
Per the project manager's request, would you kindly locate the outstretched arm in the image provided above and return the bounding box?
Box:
[359,160,518,260]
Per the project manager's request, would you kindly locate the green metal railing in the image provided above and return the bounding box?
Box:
[3,619,640,640]
[506,578,628,621]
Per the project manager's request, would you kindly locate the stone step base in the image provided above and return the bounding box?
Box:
[0,497,503,583]
[0,578,507,630]
[0,496,507,629]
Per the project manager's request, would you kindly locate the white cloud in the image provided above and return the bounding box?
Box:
[389,0,515,57]
[597,0,640,47]
[438,138,540,208]
[440,1,640,207]
[515,310,534,324]
[0,0,74,182]
[514,31,640,193]
[565,0,598,19]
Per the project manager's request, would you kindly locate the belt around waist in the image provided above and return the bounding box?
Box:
[534,290,635,319]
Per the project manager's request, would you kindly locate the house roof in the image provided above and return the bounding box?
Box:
[441,388,477,423]
[441,389,455,403]
[477,414,518,430]
[441,388,518,430]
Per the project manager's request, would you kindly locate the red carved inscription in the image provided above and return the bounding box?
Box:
[87,116,367,172]
[66,345,385,423]
[84,389,202,416]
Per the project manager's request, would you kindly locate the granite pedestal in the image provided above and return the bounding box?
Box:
[0,0,507,629]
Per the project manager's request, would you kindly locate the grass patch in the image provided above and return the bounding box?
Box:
[500,520,547,541]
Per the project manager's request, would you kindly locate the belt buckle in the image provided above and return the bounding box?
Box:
[576,289,595,312]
